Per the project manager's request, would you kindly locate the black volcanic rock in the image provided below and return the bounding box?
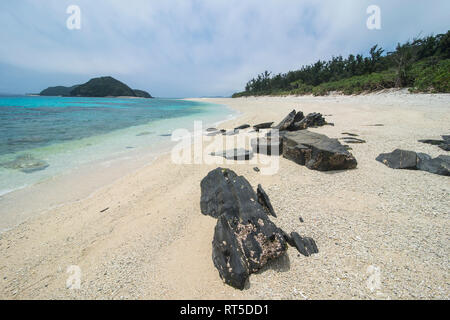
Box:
[418,135,450,151]
[200,168,288,290]
[290,232,319,256]
[289,112,327,131]
[234,124,251,130]
[376,149,450,176]
[257,184,277,218]
[274,110,297,131]
[282,130,357,171]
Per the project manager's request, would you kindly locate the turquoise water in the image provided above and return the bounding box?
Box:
[0,96,235,195]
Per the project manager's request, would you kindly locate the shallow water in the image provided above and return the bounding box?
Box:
[0,96,235,196]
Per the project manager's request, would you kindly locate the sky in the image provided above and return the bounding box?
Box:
[0,0,449,97]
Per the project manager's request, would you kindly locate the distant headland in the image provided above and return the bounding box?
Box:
[39,76,153,98]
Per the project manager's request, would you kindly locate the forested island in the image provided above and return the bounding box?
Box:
[40,76,153,98]
[233,31,450,97]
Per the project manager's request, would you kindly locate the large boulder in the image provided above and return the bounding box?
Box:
[376,149,449,176]
[281,130,357,171]
[200,168,288,289]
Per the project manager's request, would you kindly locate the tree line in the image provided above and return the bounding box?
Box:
[233,30,450,97]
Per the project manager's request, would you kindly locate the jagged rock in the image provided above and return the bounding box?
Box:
[1,154,49,173]
[210,149,253,160]
[250,136,283,156]
[290,232,319,256]
[419,135,450,151]
[253,122,274,131]
[274,110,297,131]
[282,130,357,171]
[289,112,327,130]
[376,149,420,170]
[200,168,288,289]
[376,149,450,176]
[257,184,277,218]
[235,124,251,130]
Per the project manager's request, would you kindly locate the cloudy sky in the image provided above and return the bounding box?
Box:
[0,0,449,97]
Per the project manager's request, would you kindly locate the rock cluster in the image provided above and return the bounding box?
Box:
[376,149,449,176]
[200,168,318,289]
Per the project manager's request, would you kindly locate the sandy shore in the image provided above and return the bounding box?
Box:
[0,90,449,299]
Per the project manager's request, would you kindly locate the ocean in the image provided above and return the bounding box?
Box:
[0,96,235,197]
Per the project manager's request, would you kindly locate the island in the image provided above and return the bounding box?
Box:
[39,76,153,98]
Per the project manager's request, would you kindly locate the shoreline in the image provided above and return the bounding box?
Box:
[0,92,449,299]
[0,100,238,233]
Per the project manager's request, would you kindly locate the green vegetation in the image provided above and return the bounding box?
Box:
[233,31,450,97]
[40,85,79,96]
[133,89,153,98]
[71,76,136,97]
[40,76,153,98]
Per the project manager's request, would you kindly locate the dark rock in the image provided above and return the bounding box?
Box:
[280,229,295,247]
[290,232,318,256]
[289,112,327,131]
[210,148,253,160]
[257,184,277,218]
[250,136,283,156]
[206,131,220,136]
[235,124,251,130]
[200,168,288,289]
[342,132,359,137]
[1,154,49,173]
[418,139,445,146]
[206,128,218,132]
[159,134,171,137]
[341,137,366,144]
[375,149,419,170]
[220,129,226,134]
[282,130,357,171]
[299,217,304,223]
[417,154,450,176]
[418,136,450,151]
[253,122,274,131]
[376,149,450,176]
[274,110,297,131]
[293,111,305,123]
[253,167,260,172]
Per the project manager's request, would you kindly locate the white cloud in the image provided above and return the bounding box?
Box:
[0,0,449,96]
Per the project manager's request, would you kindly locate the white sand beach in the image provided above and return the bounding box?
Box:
[0,90,449,300]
